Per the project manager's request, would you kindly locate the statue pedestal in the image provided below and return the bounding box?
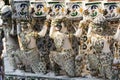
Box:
[5,72,102,80]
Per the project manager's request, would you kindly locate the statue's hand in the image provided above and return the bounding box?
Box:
[28,31,38,38]
[46,15,52,20]
[44,19,51,27]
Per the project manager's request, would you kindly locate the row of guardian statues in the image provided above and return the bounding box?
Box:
[0,0,120,80]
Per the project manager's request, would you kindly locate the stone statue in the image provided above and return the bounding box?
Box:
[87,10,119,79]
[17,20,48,74]
[1,5,19,73]
[32,17,56,73]
[49,17,75,77]
[74,10,94,77]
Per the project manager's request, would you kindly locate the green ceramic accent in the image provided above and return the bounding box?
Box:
[35,11,43,16]
[71,11,78,16]
[91,11,97,17]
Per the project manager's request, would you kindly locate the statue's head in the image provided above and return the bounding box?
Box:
[1,5,12,20]
[52,18,62,31]
[0,0,5,9]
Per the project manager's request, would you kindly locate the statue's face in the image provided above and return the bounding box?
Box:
[54,21,62,31]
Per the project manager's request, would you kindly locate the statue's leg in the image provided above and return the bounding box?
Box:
[63,50,75,77]
[99,52,113,79]
[75,54,83,76]
[9,56,16,69]
[105,65,113,80]
[2,39,16,72]
[99,53,107,79]
[44,53,50,70]
[105,53,113,80]
[31,54,46,74]
[24,50,46,74]
[4,51,17,73]
[99,63,105,78]
[4,57,16,73]
[49,51,60,75]
[87,53,99,76]
[99,65,113,79]
[64,56,75,77]
[15,50,29,72]
[50,50,75,76]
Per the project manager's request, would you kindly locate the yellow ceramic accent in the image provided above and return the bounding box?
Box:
[79,8,83,13]
[116,7,120,14]
[43,6,47,12]
[62,8,64,12]
[56,8,59,12]
[98,8,102,13]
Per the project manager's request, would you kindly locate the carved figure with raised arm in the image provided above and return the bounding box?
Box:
[1,5,20,73]
[17,19,48,74]
[49,16,75,77]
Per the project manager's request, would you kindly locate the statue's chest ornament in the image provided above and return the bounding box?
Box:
[54,35,64,49]
[20,32,31,48]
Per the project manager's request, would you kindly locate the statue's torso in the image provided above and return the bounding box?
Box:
[19,31,37,50]
[54,32,72,51]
